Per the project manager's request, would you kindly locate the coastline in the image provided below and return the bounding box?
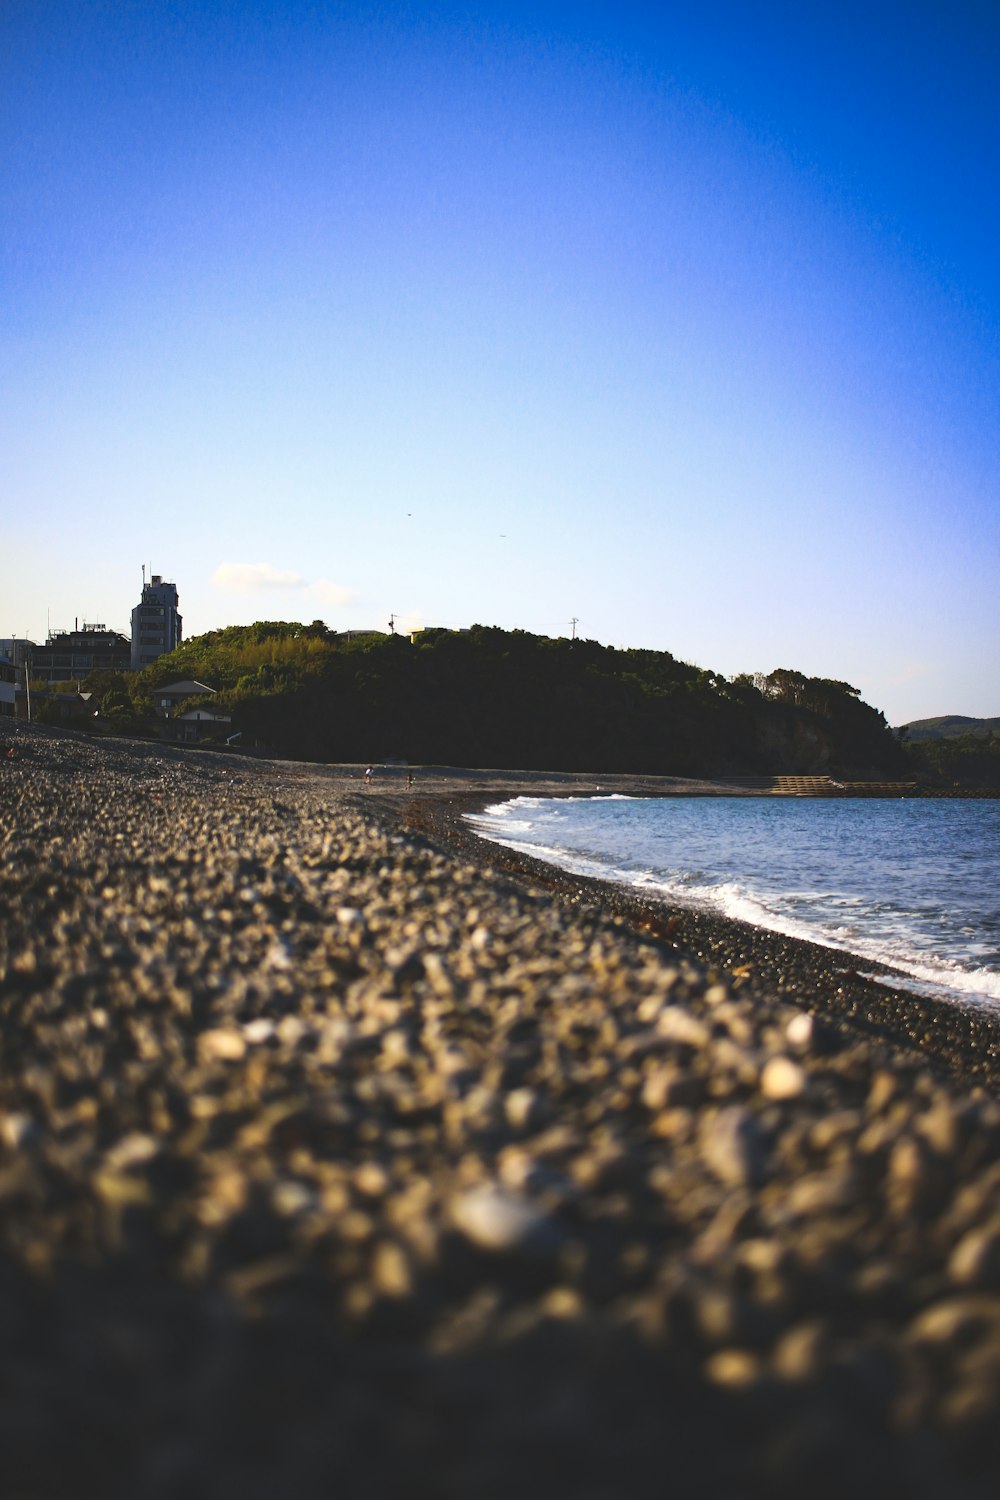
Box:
[3,727,1000,1497]
[366,778,1000,1093]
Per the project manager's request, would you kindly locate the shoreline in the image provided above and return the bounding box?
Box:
[364,780,1000,1093]
[4,726,1000,1496]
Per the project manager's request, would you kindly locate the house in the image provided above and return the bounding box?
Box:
[173,706,233,744]
[154,680,217,717]
[26,690,98,723]
[154,680,231,743]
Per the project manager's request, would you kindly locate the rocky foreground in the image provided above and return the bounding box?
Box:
[1,727,999,1499]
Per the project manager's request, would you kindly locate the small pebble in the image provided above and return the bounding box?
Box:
[760,1056,807,1101]
[450,1185,550,1252]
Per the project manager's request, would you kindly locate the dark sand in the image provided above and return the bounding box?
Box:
[2,727,1000,1499]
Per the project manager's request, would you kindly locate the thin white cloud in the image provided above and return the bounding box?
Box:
[212,561,357,612]
[304,578,359,608]
[212,562,303,592]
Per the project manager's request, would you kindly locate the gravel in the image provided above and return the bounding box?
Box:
[1,724,999,1499]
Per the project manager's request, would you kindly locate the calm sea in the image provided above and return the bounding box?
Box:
[466,796,1000,1010]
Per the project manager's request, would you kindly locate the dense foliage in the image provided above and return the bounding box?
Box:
[86,624,907,776]
[901,732,1000,789]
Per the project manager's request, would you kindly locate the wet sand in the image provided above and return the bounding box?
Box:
[2,727,999,1499]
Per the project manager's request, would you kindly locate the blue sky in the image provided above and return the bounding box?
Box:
[3,0,998,725]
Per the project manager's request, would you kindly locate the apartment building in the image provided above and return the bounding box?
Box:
[30,625,130,684]
[131,575,182,670]
[0,652,15,719]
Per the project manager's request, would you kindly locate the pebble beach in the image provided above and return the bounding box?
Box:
[2,725,1000,1498]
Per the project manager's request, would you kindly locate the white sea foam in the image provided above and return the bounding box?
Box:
[464,794,1000,1012]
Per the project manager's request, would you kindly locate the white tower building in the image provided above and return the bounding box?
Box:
[131,572,183,670]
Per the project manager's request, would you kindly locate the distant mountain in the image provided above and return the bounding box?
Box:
[899,715,1000,742]
[899,718,1000,788]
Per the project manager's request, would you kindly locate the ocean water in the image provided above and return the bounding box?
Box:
[466,795,1000,1010]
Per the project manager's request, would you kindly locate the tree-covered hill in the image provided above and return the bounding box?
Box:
[893,716,1000,788]
[137,619,338,695]
[88,623,907,777]
[901,731,1000,789]
[899,715,1000,742]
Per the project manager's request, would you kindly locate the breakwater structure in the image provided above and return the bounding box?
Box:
[721,774,918,796]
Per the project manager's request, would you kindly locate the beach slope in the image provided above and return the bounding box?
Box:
[1,728,999,1498]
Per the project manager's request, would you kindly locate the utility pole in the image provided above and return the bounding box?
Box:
[569,617,578,640]
[388,614,396,634]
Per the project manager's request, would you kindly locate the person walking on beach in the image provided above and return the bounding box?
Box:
[364,766,373,785]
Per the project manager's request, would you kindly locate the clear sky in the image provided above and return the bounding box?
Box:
[3,0,998,725]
